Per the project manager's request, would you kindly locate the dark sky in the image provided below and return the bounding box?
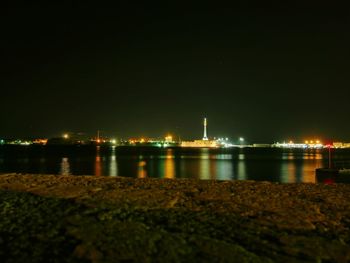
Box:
[1,2,349,142]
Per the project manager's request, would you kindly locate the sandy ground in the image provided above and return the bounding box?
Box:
[0,174,350,262]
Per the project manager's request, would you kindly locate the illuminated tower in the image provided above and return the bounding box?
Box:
[203,118,208,140]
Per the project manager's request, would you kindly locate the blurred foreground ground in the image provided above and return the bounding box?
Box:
[0,174,350,262]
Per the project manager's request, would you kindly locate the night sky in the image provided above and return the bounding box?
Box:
[1,2,349,142]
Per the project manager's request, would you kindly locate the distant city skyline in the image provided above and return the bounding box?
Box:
[0,116,346,143]
[1,3,349,141]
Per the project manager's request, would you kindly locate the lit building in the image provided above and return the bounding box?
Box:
[181,118,219,148]
[181,140,219,148]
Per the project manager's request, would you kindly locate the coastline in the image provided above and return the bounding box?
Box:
[1,174,350,262]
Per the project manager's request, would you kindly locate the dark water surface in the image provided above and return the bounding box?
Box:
[1,145,350,183]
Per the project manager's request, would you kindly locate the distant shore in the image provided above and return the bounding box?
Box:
[1,174,350,262]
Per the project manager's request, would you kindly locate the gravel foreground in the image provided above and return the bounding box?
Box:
[0,174,350,263]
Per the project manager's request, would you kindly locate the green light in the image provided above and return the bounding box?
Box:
[0,139,4,144]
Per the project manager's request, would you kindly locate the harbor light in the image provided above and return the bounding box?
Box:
[63,133,69,139]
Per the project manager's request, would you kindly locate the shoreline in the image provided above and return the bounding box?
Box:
[1,174,350,262]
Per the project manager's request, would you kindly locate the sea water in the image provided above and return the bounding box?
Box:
[1,145,350,183]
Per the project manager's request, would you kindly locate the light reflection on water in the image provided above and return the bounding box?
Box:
[60,157,71,176]
[137,159,147,178]
[164,149,175,179]
[109,146,118,177]
[1,146,349,183]
[199,149,210,179]
[280,161,296,183]
[216,158,233,180]
[95,146,102,177]
[237,161,246,180]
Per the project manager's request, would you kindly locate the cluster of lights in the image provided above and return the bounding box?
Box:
[62,133,117,145]
[216,137,229,141]
[305,140,321,145]
[275,140,324,149]
[94,139,110,144]
[33,139,48,145]
[0,139,47,146]
[8,140,31,146]
[127,135,177,147]
[333,142,350,148]
[304,139,323,148]
[128,138,156,144]
[215,137,236,148]
[128,139,144,144]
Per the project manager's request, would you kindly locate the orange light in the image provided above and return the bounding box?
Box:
[165,135,173,142]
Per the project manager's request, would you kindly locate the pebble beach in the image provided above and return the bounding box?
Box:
[0,174,350,262]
